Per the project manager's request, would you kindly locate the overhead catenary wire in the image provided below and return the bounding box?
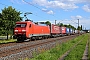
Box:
[22,0,60,19]
[0,1,79,26]
[0,1,64,22]
[59,19,78,24]
[0,2,49,20]
[71,20,78,24]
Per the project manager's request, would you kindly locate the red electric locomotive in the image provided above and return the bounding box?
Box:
[14,20,50,41]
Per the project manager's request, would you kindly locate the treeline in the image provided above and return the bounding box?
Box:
[45,21,82,30]
[0,6,22,36]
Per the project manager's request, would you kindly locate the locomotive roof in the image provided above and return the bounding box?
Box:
[16,21,32,24]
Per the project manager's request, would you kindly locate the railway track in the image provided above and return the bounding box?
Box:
[0,35,78,60]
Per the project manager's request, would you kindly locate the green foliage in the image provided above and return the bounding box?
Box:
[56,23,64,27]
[0,39,17,44]
[88,34,90,60]
[0,13,2,18]
[77,26,81,30]
[56,22,76,30]
[64,34,88,60]
[0,6,22,36]
[81,25,82,30]
[45,21,51,25]
[77,25,83,30]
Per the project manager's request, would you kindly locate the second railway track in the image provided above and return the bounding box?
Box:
[0,35,78,60]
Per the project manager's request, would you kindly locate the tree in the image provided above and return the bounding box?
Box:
[56,22,64,27]
[1,6,22,39]
[0,13,2,18]
[77,26,81,30]
[45,21,51,25]
[64,24,68,27]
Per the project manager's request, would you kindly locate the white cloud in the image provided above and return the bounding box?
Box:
[38,18,90,30]
[56,19,90,29]
[10,0,15,3]
[82,4,90,12]
[33,0,78,11]
[71,15,82,19]
[42,8,48,12]
[78,19,90,30]
[70,15,90,29]
[42,8,54,14]
[10,0,26,4]
[11,0,90,11]
[22,0,27,4]
[47,10,54,14]
[76,15,82,19]
[56,0,90,4]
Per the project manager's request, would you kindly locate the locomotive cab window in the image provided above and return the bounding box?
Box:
[29,24,31,28]
[16,24,26,27]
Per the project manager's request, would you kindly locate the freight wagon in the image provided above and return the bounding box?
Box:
[69,28,73,35]
[60,27,66,36]
[50,24,60,37]
[66,28,70,35]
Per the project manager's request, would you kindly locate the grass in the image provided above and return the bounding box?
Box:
[0,39,17,44]
[88,34,90,60]
[64,34,88,60]
[0,36,11,38]
[30,34,87,60]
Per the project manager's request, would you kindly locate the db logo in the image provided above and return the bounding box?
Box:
[54,26,59,31]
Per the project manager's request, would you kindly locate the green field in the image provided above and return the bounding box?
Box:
[64,34,88,60]
[89,34,90,60]
[29,34,89,60]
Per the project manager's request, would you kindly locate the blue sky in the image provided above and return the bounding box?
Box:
[0,0,90,30]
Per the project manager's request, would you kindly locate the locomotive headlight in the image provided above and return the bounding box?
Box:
[15,30,18,32]
[22,30,26,32]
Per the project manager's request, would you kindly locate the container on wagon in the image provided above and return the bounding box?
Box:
[50,24,61,37]
[72,29,75,35]
[80,30,85,34]
[50,24,60,34]
[69,28,73,34]
[75,30,79,34]
[66,28,70,33]
[61,27,66,34]
[66,28,70,35]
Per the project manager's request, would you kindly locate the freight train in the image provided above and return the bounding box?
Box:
[13,20,85,41]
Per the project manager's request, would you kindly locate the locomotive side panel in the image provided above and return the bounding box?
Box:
[32,24,50,37]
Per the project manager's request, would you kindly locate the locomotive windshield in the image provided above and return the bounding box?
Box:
[16,24,26,27]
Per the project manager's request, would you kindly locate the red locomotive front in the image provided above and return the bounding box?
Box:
[14,22,27,41]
